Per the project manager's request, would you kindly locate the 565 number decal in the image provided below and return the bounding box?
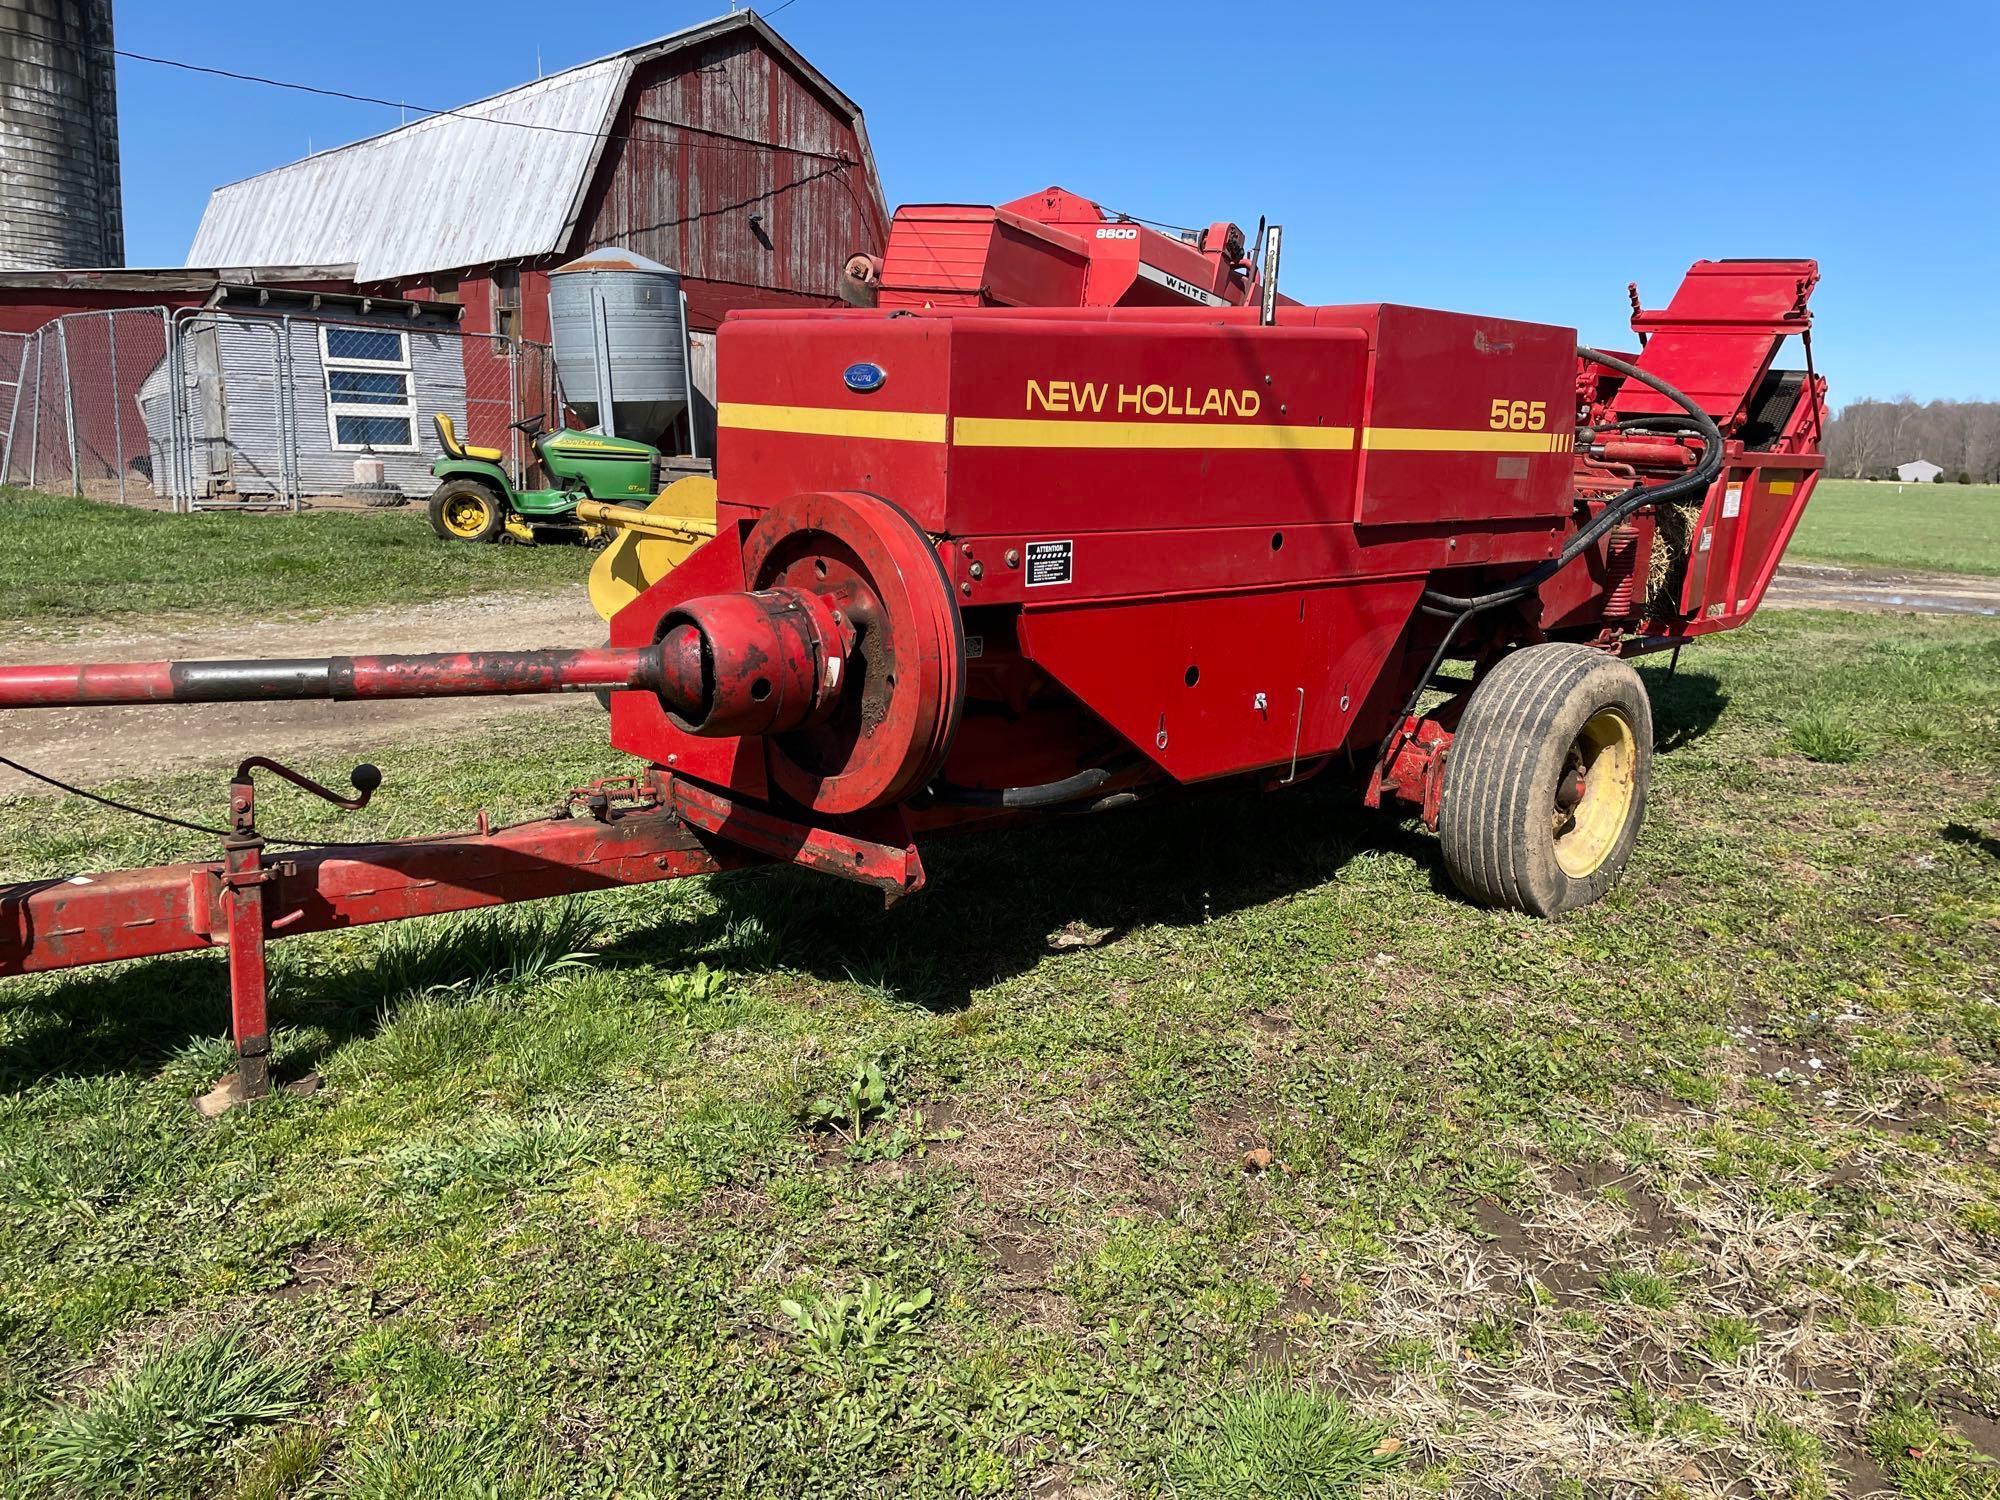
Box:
[1488,398,1547,431]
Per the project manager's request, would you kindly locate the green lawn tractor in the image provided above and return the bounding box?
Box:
[426,412,660,544]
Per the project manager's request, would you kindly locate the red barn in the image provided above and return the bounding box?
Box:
[184,11,888,355]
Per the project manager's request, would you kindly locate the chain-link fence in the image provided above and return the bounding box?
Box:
[2,306,558,512]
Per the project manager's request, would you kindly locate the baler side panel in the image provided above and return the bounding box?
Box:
[715,318,955,531]
[940,319,1368,542]
[1017,578,1426,783]
[1679,464,1821,629]
[1336,304,1580,528]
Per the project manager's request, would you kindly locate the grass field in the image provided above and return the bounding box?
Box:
[1788,480,2000,578]
[0,607,1996,1497]
[0,490,587,625]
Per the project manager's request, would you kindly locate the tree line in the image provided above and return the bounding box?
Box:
[1823,398,2000,481]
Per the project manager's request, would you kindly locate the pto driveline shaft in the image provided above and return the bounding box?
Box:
[0,643,705,712]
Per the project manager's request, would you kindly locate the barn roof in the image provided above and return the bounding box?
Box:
[185,12,880,284]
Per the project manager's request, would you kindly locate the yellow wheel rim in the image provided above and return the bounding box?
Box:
[441,493,493,539]
[1553,707,1638,878]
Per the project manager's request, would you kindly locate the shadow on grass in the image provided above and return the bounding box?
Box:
[1941,822,2000,861]
[0,780,1441,1084]
[1638,666,1729,753]
[0,947,388,1093]
[604,780,1446,1013]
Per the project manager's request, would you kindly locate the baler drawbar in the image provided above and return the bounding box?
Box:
[0,196,1826,1108]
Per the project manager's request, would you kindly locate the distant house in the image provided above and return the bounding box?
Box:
[1896,459,1944,483]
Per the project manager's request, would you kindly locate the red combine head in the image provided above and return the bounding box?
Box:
[0,197,1825,1107]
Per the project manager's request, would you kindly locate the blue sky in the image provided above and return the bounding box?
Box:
[115,0,1997,403]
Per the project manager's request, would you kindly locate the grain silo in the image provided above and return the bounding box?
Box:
[549,248,691,447]
[0,0,124,270]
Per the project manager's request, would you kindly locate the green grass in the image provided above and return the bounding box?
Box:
[1789,478,2000,577]
[0,609,1996,1495]
[0,489,588,624]
[1164,1385,1400,1498]
[17,1332,309,1497]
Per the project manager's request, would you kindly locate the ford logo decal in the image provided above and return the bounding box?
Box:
[843,361,887,394]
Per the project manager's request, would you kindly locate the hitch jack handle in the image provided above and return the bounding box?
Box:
[201,755,382,1117]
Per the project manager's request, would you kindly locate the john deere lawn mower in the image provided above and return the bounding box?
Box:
[426,412,667,544]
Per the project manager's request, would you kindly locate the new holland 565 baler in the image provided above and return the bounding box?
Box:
[0,191,1825,1106]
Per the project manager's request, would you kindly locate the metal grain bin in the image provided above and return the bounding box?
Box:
[549,248,690,446]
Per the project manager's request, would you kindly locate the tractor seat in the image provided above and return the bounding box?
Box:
[432,413,505,463]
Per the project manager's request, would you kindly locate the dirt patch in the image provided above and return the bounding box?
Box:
[1245,1008,1299,1061]
[1546,1161,1687,1248]
[1471,1196,1607,1304]
[1836,1444,1896,1496]
[0,587,603,794]
[1949,1401,2000,1458]
[274,1241,364,1300]
[1248,1274,1331,1370]
[1766,561,2000,617]
[926,1098,1151,1329]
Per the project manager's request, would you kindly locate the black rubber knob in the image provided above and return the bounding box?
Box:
[350,763,383,794]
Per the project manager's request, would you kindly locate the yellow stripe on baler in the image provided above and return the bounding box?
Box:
[952,417,1356,450]
[1363,427,1570,453]
[721,402,1577,456]
[718,401,949,443]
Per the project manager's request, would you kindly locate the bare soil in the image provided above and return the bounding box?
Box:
[0,588,604,794]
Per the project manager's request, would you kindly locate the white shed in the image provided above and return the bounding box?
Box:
[1896,459,1944,483]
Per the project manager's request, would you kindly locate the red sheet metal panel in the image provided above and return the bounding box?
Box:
[1615,260,1818,425]
[1018,578,1424,782]
[1321,304,1579,527]
[878,207,1089,309]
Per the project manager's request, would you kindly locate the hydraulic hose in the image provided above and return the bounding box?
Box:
[1383,347,1726,748]
[1417,346,1724,616]
[927,765,1116,810]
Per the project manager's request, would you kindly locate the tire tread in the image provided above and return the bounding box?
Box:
[1439,643,1650,916]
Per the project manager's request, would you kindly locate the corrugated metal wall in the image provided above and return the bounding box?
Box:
[575,30,886,330]
[126,312,472,503]
[203,316,467,499]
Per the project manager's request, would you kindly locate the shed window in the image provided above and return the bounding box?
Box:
[321,325,417,450]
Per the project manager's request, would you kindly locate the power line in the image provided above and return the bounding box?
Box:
[0,17,845,162]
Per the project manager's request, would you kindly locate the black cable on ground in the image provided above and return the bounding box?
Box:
[0,752,377,850]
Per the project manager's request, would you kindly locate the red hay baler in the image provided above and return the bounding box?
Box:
[0,193,1825,1107]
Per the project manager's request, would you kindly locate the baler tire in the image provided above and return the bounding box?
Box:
[1439,643,1651,918]
[427,480,504,544]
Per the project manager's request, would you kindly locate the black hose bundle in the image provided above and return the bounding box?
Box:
[1419,346,1723,617]
[1389,347,1724,731]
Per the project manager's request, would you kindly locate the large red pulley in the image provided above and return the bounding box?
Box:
[742,491,964,815]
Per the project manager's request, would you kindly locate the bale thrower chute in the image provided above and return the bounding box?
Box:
[0,193,1826,1108]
